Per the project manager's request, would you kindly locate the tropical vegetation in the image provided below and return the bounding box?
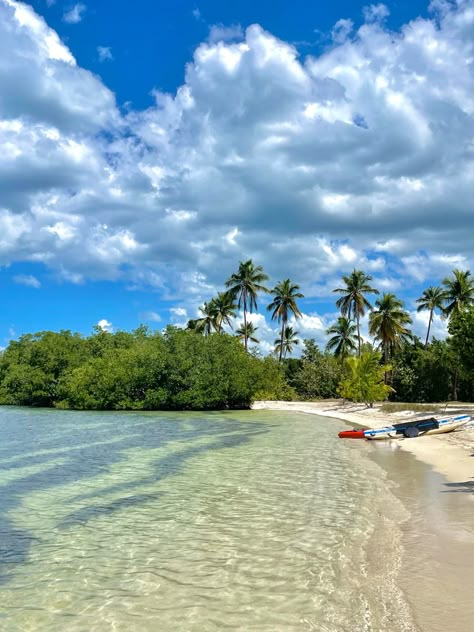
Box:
[2,260,474,409]
[225,260,269,352]
[333,269,379,356]
[267,279,304,361]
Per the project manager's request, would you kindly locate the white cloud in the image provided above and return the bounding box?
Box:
[96,318,113,332]
[331,18,354,43]
[169,307,188,326]
[171,307,188,317]
[0,0,474,323]
[208,24,244,44]
[225,227,239,245]
[13,274,41,288]
[63,3,86,24]
[409,309,448,341]
[97,46,113,62]
[363,3,390,22]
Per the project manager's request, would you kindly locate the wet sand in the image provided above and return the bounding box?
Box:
[369,442,474,632]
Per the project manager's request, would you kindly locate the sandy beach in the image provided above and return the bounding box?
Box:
[252,400,474,487]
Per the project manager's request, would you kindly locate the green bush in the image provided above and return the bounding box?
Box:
[0,326,291,410]
[338,351,393,406]
[290,340,343,399]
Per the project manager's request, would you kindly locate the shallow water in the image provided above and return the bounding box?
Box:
[0,407,470,631]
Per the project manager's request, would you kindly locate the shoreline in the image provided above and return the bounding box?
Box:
[252,400,474,486]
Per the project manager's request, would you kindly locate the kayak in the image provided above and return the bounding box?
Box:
[338,414,471,440]
[338,429,367,439]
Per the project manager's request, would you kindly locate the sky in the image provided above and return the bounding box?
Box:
[1,0,473,354]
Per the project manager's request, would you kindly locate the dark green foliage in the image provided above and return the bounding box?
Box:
[252,356,297,401]
[0,326,290,410]
[448,308,474,400]
[290,340,343,399]
[390,339,465,403]
[0,330,86,406]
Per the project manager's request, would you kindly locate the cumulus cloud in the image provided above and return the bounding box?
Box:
[97,46,113,62]
[169,306,188,326]
[1,0,474,350]
[409,309,448,342]
[62,3,86,24]
[13,274,41,288]
[331,18,354,43]
[362,3,390,22]
[96,318,113,332]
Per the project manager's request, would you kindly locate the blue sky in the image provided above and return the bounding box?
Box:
[1,0,473,353]
[27,0,430,107]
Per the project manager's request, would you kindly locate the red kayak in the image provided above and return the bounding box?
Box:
[338,429,367,439]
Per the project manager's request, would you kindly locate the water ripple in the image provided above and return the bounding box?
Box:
[0,408,418,631]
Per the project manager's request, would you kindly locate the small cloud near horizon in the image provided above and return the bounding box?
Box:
[96,319,113,332]
[63,3,86,24]
[13,274,41,289]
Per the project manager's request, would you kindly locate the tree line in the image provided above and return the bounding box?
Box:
[0,326,293,410]
[184,261,474,405]
[186,260,303,361]
[186,260,474,363]
[0,260,473,409]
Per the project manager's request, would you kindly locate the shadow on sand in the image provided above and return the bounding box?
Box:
[443,477,474,494]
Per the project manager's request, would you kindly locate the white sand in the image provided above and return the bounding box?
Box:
[252,400,474,485]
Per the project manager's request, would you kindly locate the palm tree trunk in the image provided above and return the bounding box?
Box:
[243,291,248,352]
[384,342,390,384]
[356,311,361,357]
[425,310,433,347]
[279,319,285,362]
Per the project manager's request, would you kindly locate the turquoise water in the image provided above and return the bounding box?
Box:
[0,407,416,631]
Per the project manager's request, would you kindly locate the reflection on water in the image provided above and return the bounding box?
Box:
[0,407,464,631]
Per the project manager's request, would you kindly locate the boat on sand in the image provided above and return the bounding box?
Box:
[338,414,471,440]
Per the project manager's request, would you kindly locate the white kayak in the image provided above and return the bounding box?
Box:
[363,414,471,440]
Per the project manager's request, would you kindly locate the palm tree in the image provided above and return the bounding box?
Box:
[333,269,379,356]
[415,286,446,346]
[212,291,238,333]
[326,316,358,360]
[274,326,299,360]
[186,318,200,332]
[225,260,269,351]
[442,269,474,402]
[236,321,259,344]
[368,293,412,363]
[267,279,304,361]
[191,300,218,335]
[442,269,474,317]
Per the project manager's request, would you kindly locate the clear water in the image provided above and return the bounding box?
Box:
[0,407,422,631]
